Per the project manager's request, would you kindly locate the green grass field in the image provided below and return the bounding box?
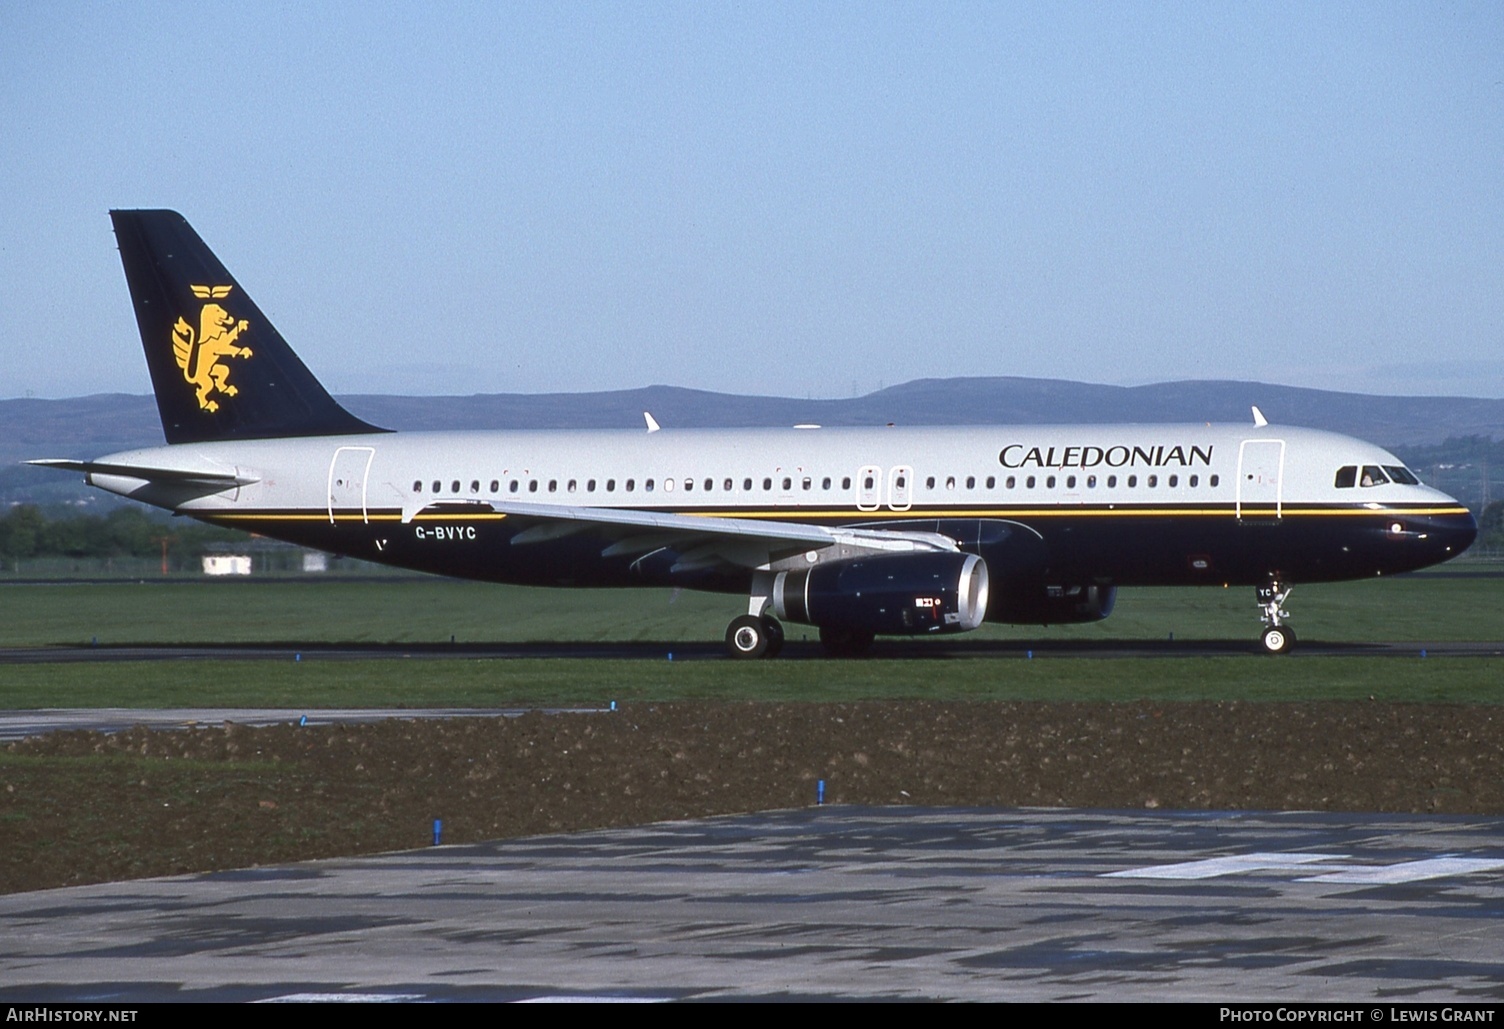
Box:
[1,655,1500,709]
[0,571,1500,708]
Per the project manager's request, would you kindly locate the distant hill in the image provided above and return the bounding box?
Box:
[5,378,1502,508]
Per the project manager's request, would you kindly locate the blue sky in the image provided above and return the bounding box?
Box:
[3,1,1501,400]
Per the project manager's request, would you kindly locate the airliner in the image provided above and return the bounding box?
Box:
[32,211,1478,657]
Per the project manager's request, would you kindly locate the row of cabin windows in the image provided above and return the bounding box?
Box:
[411,472,1222,496]
[414,476,857,496]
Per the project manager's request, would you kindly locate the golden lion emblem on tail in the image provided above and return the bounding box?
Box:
[172,284,252,412]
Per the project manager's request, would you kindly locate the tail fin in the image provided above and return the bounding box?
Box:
[110,209,386,444]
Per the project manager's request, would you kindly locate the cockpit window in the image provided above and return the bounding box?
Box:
[1360,465,1389,487]
[1335,466,1357,489]
[1384,465,1420,485]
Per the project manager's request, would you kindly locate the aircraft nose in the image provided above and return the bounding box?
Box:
[1413,507,1478,559]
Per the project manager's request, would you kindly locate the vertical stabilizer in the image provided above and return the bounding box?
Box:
[110,209,386,443]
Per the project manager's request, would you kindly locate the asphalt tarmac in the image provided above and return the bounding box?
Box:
[0,707,607,742]
[1,806,1501,1002]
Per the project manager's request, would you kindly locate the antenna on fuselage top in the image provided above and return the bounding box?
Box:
[1251,406,1269,427]
[644,411,660,433]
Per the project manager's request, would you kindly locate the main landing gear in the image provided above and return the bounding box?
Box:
[725,613,785,659]
[725,570,787,660]
[1256,580,1296,654]
[723,615,875,659]
[722,570,876,660]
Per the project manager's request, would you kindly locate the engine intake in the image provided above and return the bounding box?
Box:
[772,552,990,635]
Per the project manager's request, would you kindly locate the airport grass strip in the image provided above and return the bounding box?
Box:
[0,655,1501,708]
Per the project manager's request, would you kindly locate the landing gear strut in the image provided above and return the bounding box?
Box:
[1256,580,1295,654]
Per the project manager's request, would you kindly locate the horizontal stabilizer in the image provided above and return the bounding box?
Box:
[27,458,256,487]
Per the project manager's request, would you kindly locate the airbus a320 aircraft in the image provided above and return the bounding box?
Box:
[33,211,1477,657]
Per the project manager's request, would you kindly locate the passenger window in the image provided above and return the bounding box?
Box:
[412,480,422,493]
[1210,475,1219,487]
[1147,475,1157,488]
[822,477,831,490]
[946,476,956,490]
[986,476,995,489]
[683,478,693,491]
[782,477,791,490]
[1127,475,1137,488]
[1066,475,1076,489]
[1189,475,1197,487]
[645,479,654,492]
[744,478,753,491]
[1046,476,1056,489]
[606,479,616,492]
[1168,475,1177,487]
[895,475,906,489]
[588,479,597,492]
[509,480,519,493]
[625,479,635,491]
[431,480,440,493]
[1086,475,1096,488]
[725,478,734,491]
[548,480,558,492]
[528,480,538,493]
[802,477,811,491]
[1107,475,1116,487]
[490,480,499,493]
[451,480,461,493]
[568,480,577,493]
[926,476,936,489]
[1335,466,1357,489]
[470,480,479,493]
[764,478,773,491]
[966,476,975,489]
[1026,476,1036,489]
[705,478,714,491]
[842,477,852,490]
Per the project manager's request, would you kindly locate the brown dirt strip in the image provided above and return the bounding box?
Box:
[3,701,1501,894]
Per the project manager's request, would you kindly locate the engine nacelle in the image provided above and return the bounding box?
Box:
[990,583,1117,625]
[772,552,990,635]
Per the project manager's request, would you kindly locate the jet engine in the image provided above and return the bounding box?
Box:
[771,552,990,635]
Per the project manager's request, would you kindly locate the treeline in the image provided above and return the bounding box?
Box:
[1480,501,1504,552]
[0,505,250,562]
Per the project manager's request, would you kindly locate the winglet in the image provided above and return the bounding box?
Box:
[1251,406,1268,428]
[644,411,660,433]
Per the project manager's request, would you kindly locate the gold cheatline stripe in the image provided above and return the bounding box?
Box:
[207,504,1470,524]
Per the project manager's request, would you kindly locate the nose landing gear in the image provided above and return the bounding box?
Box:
[1256,580,1295,654]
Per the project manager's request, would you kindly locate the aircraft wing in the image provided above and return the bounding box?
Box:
[438,498,960,572]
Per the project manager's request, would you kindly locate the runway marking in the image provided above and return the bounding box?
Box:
[1104,852,1332,879]
[1297,857,1504,884]
[258,992,425,1003]
[1105,852,1504,883]
[516,996,670,1003]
